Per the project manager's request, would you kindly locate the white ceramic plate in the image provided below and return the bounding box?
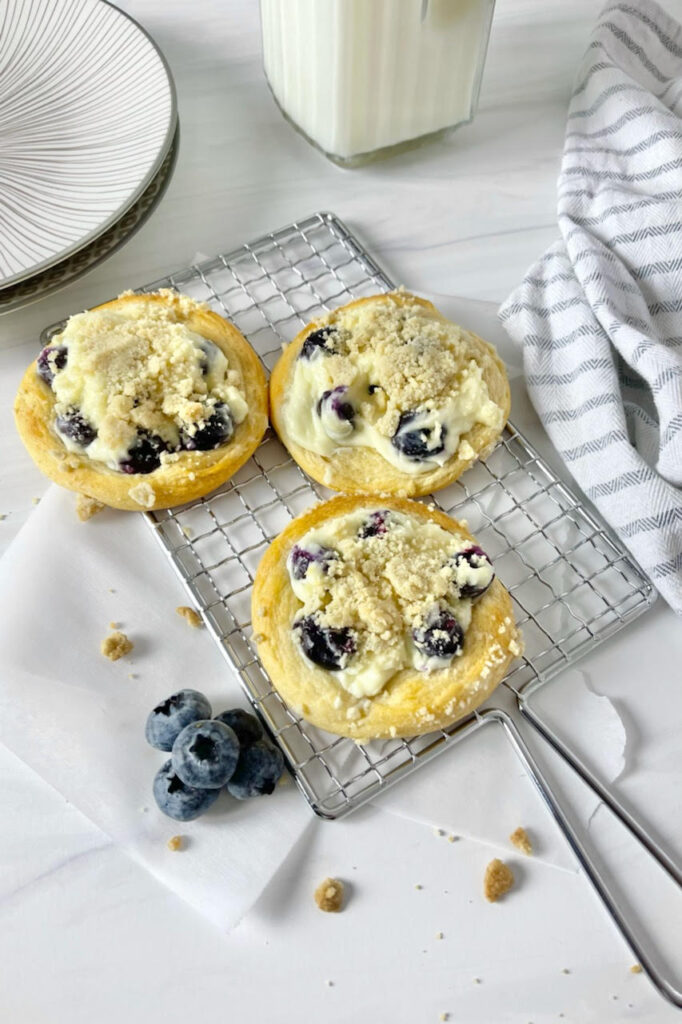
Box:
[0,124,179,316]
[0,0,176,289]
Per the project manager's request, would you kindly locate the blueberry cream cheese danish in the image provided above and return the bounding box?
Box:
[252,495,521,740]
[14,291,268,510]
[269,292,510,497]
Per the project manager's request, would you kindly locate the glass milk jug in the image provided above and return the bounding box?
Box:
[260,0,496,166]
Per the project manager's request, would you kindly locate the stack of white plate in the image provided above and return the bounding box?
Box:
[0,0,178,315]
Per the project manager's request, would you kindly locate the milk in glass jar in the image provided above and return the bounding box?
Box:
[260,0,496,165]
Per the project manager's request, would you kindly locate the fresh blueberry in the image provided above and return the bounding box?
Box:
[36,344,67,386]
[172,719,240,789]
[294,614,356,671]
[214,708,263,748]
[55,407,97,447]
[413,608,464,660]
[289,544,338,581]
[452,545,494,599]
[316,386,355,423]
[391,411,446,460]
[119,430,168,474]
[145,689,213,751]
[153,759,221,821]
[299,326,339,360]
[358,509,390,539]
[226,740,285,799]
[181,403,233,451]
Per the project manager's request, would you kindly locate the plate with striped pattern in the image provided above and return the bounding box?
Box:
[0,0,177,289]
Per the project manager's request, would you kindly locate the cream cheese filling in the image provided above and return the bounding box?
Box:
[288,507,494,699]
[48,296,248,470]
[283,296,502,475]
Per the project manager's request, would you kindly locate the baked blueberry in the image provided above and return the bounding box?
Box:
[294,614,356,671]
[171,719,240,789]
[358,509,390,539]
[36,345,67,386]
[289,544,338,581]
[226,740,285,799]
[153,759,221,821]
[316,386,355,423]
[413,608,464,660]
[391,411,446,460]
[300,326,339,360]
[55,407,97,447]
[182,403,233,451]
[452,545,494,599]
[368,384,381,395]
[119,430,168,474]
[145,689,213,751]
[214,708,263,748]
[197,338,218,376]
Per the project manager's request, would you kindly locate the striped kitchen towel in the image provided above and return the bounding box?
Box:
[499,0,682,614]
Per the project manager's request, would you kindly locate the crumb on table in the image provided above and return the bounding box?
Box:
[76,493,105,521]
[314,877,344,913]
[509,826,533,856]
[167,835,185,852]
[630,964,642,974]
[101,630,133,661]
[484,858,514,902]
[176,605,203,628]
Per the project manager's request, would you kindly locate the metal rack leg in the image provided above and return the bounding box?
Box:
[481,707,682,1009]
[519,698,682,888]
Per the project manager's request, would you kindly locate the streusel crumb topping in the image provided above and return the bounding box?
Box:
[285,293,502,474]
[101,630,133,661]
[49,292,248,468]
[288,507,498,698]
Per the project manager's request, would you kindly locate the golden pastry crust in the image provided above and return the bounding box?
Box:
[252,495,521,741]
[269,293,510,497]
[14,291,268,511]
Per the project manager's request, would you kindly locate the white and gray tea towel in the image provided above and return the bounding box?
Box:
[499,0,682,613]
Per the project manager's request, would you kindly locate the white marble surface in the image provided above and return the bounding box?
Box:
[1,1,681,1021]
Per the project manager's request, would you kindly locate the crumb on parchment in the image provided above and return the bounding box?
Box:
[630,964,643,974]
[76,493,105,521]
[176,605,203,628]
[509,826,533,856]
[167,835,185,851]
[314,877,344,912]
[101,630,133,661]
[484,858,514,902]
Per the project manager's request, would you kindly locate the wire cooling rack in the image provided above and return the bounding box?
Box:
[94,212,655,818]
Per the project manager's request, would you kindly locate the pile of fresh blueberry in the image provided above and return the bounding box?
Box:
[146,689,285,821]
[36,339,234,475]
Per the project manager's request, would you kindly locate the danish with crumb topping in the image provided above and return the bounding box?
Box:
[252,495,522,740]
[269,292,510,497]
[14,290,268,510]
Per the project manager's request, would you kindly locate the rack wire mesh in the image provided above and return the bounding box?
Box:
[56,211,655,819]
